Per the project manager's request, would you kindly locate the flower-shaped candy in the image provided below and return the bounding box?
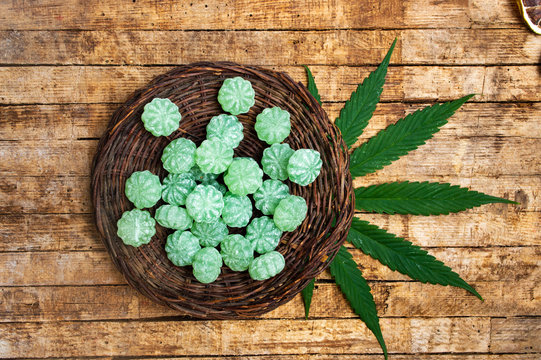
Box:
[220,234,254,271]
[165,230,201,266]
[125,170,162,209]
[261,143,294,181]
[161,173,196,206]
[116,209,156,247]
[161,138,197,174]
[249,251,285,281]
[192,247,223,284]
[222,192,252,228]
[186,184,224,223]
[287,149,322,186]
[254,107,291,145]
[206,114,244,148]
[273,195,308,232]
[205,180,227,195]
[141,98,181,137]
[189,164,218,183]
[253,179,289,215]
[246,216,283,254]
[191,218,229,247]
[154,205,193,230]
[224,158,263,196]
[217,77,255,115]
[195,138,234,174]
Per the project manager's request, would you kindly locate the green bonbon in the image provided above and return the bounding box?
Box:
[186,184,224,223]
[206,114,244,148]
[261,143,294,181]
[125,170,162,209]
[224,158,263,196]
[195,138,234,174]
[189,165,218,183]
[154,205,193,230]
[161,173,196,206]
[246,216,283,254]
[254,107,291,145]
[161,138,196,174]
[221,192,252,228]
[220,234,254,271]
[287,149,322,186]
[191,218,228,247]
[253,179,289,215]
[217,77,255,115]
[192,247,223,284]
[141,98,181,137]
[205,180,227,195]
[273,195,308,232]
[116,209,156,247]
[249,251,285,281]
[165,230,201,266]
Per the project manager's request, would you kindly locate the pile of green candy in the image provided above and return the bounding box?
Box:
[117,77,322,284]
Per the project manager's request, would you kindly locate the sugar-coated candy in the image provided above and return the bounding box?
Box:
[220,234,254,271]
[165,230,201,266]
[192,247,223,284]
[161,173,196,206]
[154,205,193,230]
[125,170,162,209]
[245,216,283,254]
[186,184,224,223]
[161,138,196,174]
[249,251,285,281]
[205,180,227,195]
[261,143,294,181]
[221,192,252,228]
[217,77,255,115]
[195,138,234,174]
[273,195,308,232]
[253,179,289,215]
[141,98,181,137]
[224,158,263,196]
[188,164,218,183]
[254,107,291,145]
[191,218,228,247]
[287,149,322,186]
[117,209,156,247]
[206,114,244,149]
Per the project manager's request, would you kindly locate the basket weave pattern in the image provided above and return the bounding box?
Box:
[91,62,354,319]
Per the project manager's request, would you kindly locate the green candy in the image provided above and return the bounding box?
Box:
[189,165,218,183]
[141,98,181,137]
[261,143,295,181]
[206,114,244,148]
[125,170,162,209]
[186,184,224,223]
[224,158,263,196]
[217,77,255,115]
[191,218,228,247]
[254,107,291,145]
[154,205,193,230]
[195,138,234,174]
[273,195,308,232]
[165,230,201,266]
[220,234,254,271]
[205,180,227,195]
[253,179,289,215]
[116,209,156,247]
[161,138,196,174]
[249,251,285,281]
[192,247,223,284]
[287,149,322,186]
[221,192,252,228]
[245,216,283,254]
[161,173,196,206]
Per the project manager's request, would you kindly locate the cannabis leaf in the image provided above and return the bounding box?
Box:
[349,94,474,179]
[330,246,388,359]
[301,278,315,319]
[335,39,396,148]
[355,181,516,215]
[304,65,321,105]
[348,218,482,299]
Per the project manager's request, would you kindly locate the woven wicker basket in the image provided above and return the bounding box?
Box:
[91,62,354,319]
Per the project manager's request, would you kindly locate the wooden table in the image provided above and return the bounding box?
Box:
[1,1,539,358]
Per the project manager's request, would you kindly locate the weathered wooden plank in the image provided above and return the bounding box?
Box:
[0,317,490,357]
[490,317,541,353]
[1,247,537,286]
[2,102,540,141]
[0,0,522,30]
[1,66,539,104]
[1,29,539,66]
[56,355,541,360]
[1,279,538,323]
